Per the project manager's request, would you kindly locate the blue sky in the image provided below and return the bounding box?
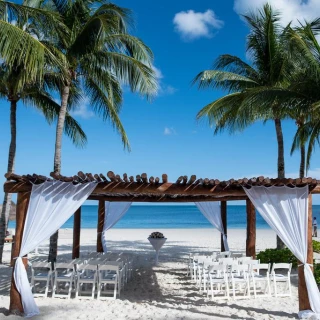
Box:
[1,0,320,203]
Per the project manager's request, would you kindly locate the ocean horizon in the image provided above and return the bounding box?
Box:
[8,204,320,230]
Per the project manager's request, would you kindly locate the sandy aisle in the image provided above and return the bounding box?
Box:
[0,228,301,320]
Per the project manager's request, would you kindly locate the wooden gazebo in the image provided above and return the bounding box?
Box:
[4,171,320,315]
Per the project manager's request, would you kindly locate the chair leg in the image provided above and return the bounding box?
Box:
[44,277,49,298]
[52,277,57,298]
[76,278,80,298]
[288,278,292,296]
[253,279,257,299]
[68,277,73,299]
[273,278,277,297]
[97,282,101,300]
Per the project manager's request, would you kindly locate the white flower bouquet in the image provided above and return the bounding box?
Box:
[149,231,165,239]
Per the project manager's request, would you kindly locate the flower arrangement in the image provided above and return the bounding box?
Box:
[149,231,165,239]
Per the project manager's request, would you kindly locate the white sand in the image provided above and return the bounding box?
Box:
[0,228,304,319]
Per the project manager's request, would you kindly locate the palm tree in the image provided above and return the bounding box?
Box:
[286,20,320,174]
[31,0,157,263]
[193,4,293,249]
[0,63,87,263]
[0,2,87,262]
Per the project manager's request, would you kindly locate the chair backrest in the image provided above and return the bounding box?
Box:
[208,264,227,277]
[253,263,270,274]
[231,253,244,259]
[230,263,249,276]
[32,262,52,270]
[55,262,74,270]
[219,257,234,265]
[244,259,260,265]
[217,251,230,259]
[98,264,119,272]
[77,264,97,271]
[237,256,252,264]
[271,263,292,273]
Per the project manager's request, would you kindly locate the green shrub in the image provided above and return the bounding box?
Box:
[314,264,320,284]
[313,240,320,253]
[257,248,297,268]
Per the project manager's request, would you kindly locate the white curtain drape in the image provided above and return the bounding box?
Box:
[14,181,97,318]
[243,185,320,318]
[101,201,132,252]
[195,202,229,251]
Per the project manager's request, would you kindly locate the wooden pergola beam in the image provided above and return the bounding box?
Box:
[87,195,248,202]
[246,199,256,258]
[9,192,30,315]
[221,201,227,252]
[97,200,105,252]
[298,194,313,311]
[72,207,81,259]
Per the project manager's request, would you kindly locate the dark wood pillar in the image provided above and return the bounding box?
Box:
[9,192,30,315]
[72,207,81,259]
[298,193,313,311]
[221,201,227,252]
[97,200,105,252]
[246,199,256,258]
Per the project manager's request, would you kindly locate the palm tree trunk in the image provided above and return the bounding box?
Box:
[0,100,17,263]
[300,145,305,179]
[53,84,70,173]
[48,84,70,265]
[274,118,285,179]
[274,118,286,249]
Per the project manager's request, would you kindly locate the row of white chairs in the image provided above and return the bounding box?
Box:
[30,252,134,300]
[187,252,292,300]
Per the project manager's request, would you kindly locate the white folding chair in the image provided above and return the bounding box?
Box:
[237,256,253,264]
[52,262,75,299]
[30,261,53,298]
[97,264,119,300]
[207,264,230,300]
[199,260,219,292]
[244,259,260,274]
[251,263,271,298]
[229,264,250,299]
[231,253,244,259]
[196,256,213,285]
[217,251,231,259]
[75,264,97,299]
[271,263,292,297]
[219,258,234,266]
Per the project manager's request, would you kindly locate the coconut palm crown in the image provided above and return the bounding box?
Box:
[193,4,294,179]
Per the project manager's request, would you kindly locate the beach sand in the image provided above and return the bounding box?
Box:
[0,228,306,319]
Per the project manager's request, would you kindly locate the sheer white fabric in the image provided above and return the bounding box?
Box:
[243,185,320,318]
[14,181,97,317]
[101,201,131,252]
[195,202,229,251]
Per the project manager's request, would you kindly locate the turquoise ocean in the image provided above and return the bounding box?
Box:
[8,205,320,229]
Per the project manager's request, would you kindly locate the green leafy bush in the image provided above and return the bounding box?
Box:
[313,240,320,253]
[314,264,320,285]
[257,248,297,268]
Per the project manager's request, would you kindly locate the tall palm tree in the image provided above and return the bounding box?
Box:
[0,2,87,262]
[286,19,320,174]
[0,63,87,263]
[30,0,158,263]
[193,4,293,249]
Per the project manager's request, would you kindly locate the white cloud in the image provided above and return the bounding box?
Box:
[173,9,224,40]
[164,127,177,135]
[71,98,94,119]
[234,0,320,27]
[153,65,178,96]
